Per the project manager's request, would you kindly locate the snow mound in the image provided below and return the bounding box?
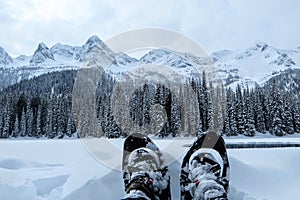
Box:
[0,158,61,170]
[0,181,39,200]
[33,175,69,197]
[229,186,257,200]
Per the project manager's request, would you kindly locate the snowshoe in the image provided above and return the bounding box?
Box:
[122,133,171,200]
[180,131,230,200]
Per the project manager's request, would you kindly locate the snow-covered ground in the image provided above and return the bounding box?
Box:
[0,136,299,200]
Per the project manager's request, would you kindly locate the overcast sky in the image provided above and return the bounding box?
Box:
[0,0,299,57]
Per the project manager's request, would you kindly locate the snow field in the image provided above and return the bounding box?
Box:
[0,137,299,200]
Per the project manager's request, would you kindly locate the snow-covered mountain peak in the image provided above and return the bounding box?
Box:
[85,35,104,46]
[0,46,13,65]
[251,40,269,50]
[140,49,192,68]
[15,55,28,61]
[234,41,275,61]
[79,35,115,63]
[36,42,48,51]
[30,42,55,64]
[50,43,78,59]
[113,52,138,65]
[212,41,300,88]
[210,50,235,62]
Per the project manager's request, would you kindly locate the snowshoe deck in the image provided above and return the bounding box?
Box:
[180,131,230,200]
[122,133,171,200]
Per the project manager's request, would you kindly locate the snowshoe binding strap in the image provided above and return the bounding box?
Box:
[125,174,157,200]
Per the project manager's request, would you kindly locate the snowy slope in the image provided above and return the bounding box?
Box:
[0,36,116,90]
[1,38,300,90]
[0,47,13,65]
[211,41,300,88]
[0,138,300,200]
[107,48,212,83]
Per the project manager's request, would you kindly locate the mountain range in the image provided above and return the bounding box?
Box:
[0,35,300,90]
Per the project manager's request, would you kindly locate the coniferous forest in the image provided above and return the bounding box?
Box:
[0,69,299,139]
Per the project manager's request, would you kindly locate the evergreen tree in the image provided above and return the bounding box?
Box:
[36,105,42,137]
[66,112,75,137]
[253,86,266,133]
[282,94,294,134]
[269,80,285,136]
[224,88,238,136]
[292,99,300,133]
[243,87,255,136]
[2,106,11,138]
[201,71,212,131]
[235,84,246,135]
[26,105,33,137]
[45,99,53,138]
[51,98,58,138]
[20,109,26,137]
[0,110,3,138]
[12,115,19,138]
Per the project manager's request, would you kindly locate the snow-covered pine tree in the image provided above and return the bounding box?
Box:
[36,105,42,137]
[40,99,48,137]
[282,93,295,134]
[235,84,246,135]
[170,92,181,137]
[30,96,40,137]
[26,102,33,137]
[224,88,238,136]
[243,87,255,136]
[20,109,26,137]
[190,77,203,134]
[51,97,59,138]
[210,85,225,133]
[180,82,189,136]
[111,83,129,135]
[57,97,66,138]
[253,86,267,133]
[201,71,212,132]
[187,81,200,136]
[12,115,19,138]
[0,108,3,138]
[291,95,300,133]
[45,99,53,138]
[269,80,285,136]
[2,106,11,138]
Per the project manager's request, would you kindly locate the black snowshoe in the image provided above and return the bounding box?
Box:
[122,133,171,200]
[180,131,230,200]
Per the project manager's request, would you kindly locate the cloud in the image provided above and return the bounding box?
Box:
[0,0,299,57]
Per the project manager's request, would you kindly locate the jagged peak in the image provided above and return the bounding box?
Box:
[30,42,54,64]
[50,43,75,52]
[249,40,271,52]
[0,46,13,64]
[210,50,234,57]
[113,52,138,65]
[252,40,268,46]
[51,42,76,49]
[84,35,104,46]
[140,48,181,60]
[51,42,64,48]
[36,42,49,51]
[0,46,5,52]
[0,46,11,55]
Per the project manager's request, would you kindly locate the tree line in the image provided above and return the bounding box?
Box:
[0,70,76,138]
[0,69,299,139]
